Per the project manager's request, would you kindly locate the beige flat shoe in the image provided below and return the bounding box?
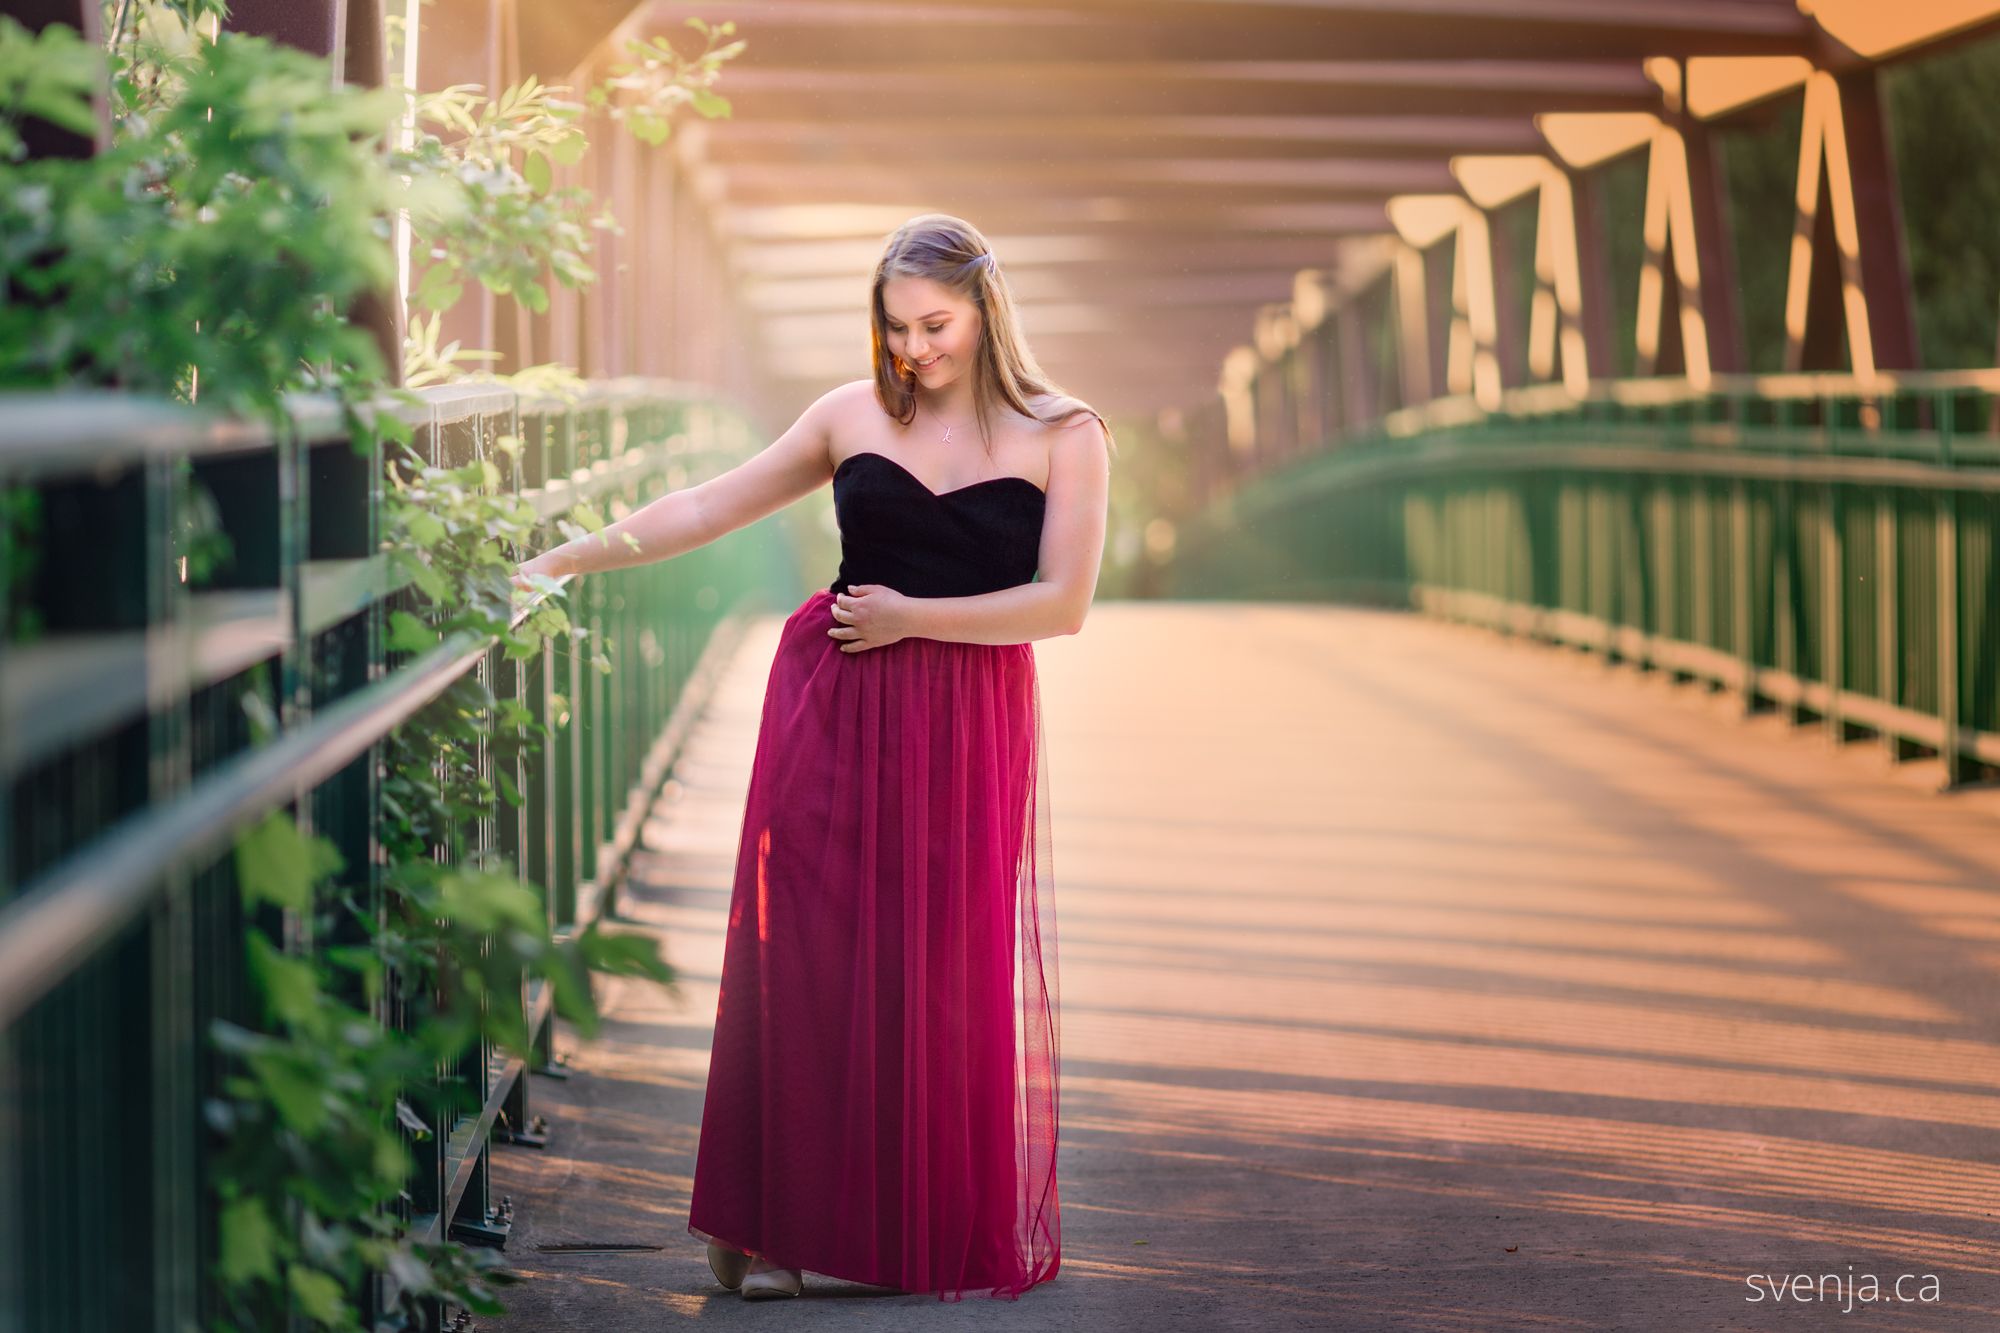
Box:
[741,1257,803,1299]
[706,1240,752,1290]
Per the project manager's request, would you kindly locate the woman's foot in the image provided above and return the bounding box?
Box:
[740,1255,804,1299]
[706,1240,752,1290]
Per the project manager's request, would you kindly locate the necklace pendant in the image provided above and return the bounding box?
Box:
[940,425,953,443]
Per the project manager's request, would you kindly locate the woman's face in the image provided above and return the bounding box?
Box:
[881,275,981,392]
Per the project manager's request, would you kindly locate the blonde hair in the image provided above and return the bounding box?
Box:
[869,213,1117,463]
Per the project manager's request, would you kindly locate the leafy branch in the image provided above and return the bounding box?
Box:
[0,5,728,1325]
[389,16,744,384]
[591,17,744,147]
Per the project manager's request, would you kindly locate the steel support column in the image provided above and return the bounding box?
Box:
[1678,108,1744,373]
[1834,67,1919,371]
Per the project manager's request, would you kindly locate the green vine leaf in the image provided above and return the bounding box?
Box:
[546,128,587,166]
[218,1197,280,1285]
[576,922,678,987]
[401,507,448,547]
[249,1045,331,1136]
[395,549,452,604]
[235,811,340,911]
[386,609,439,653]
[0,17,101,156]
[527,601,571,638]
[248,934,324,1032]
[438,868,547,937]
[287,1264,347,1324]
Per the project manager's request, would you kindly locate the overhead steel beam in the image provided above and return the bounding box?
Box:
[706,157,1462,205]
[725,234,1347,279]
[742,268,1305,314]
[473,0,1948,426]
[695,114,1553,163]
[711,61,1663,119]
[759,304,1275,346]
[638,0,1814,64]
[716,199,1393,239]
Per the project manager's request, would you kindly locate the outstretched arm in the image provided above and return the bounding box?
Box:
[517,384,848,582]
[829,414,1111,649]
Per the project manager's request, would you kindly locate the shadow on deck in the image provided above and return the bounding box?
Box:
[484,600,2000,1331]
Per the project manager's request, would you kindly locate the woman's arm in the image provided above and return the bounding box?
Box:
[893,581,1081,646]
[831,413,1112,649]
[519,383,853,581]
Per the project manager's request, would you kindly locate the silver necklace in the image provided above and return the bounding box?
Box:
[918,397,973,445]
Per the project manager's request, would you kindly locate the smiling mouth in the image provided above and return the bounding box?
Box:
[912,355,943,369]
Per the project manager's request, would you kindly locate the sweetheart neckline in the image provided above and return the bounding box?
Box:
[834,450,1047,501]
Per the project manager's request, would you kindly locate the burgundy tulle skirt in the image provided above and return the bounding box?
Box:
[686,587,1061,1301]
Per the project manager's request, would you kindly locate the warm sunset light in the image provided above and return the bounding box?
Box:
[1448,154,1553,211]
[1783,69,1882,376]
[1799,0,2000,59]
[1386,193,1467,250]
[13,0,2000,1326]
[1683,56,1814,119]
[1635,127,1715,388]
[1536,112,1660,170]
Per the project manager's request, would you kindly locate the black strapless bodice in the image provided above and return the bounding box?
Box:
[828,451,1046,598]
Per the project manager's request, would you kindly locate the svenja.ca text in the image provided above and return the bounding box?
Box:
[1746,1269,1941,1312]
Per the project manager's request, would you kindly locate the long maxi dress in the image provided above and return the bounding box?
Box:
[685,449,1062,1301]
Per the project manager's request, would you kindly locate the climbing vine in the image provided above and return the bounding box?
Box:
[387,8,742,389]
[209,440,663,1330]
[0,4,737,1326]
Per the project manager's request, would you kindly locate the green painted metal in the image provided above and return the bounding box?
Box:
[1169,372,2000,786]
[0,381,801,1332]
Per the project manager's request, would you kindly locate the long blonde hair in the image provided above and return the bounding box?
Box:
[869,213,1117,463]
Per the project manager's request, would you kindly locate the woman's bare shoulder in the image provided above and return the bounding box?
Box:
[799,379,888,449]
[817,378,883,421]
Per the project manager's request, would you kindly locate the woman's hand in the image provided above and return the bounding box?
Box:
[828,584,912,653]
[511,550,571,595]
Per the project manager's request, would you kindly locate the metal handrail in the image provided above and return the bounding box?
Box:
[1366,367,2000,440]
[1180,366,2000,792]
[1227,435,2000,516]
[0,380,740,1025]
[0,604,530,1029]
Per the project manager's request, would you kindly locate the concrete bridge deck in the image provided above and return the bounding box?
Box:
[485,601,2000,1331]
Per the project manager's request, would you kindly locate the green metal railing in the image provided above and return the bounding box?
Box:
[0,379,799,1331]
[1170,369,2000,786]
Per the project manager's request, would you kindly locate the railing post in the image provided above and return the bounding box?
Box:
[1877,487,1901,762]
[1733,475,1757,713]
[1652,479,1674,671]
[1936,396,1963,787]
[1774,414,1799,722]
[1823,471,1845,745]
[1692,477,1713,666]
[1832,390,1840,736]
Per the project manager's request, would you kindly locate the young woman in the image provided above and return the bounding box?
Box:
[513,213,1113,1301]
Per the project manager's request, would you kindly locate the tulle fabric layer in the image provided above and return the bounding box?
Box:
[687,588,1060,1301]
